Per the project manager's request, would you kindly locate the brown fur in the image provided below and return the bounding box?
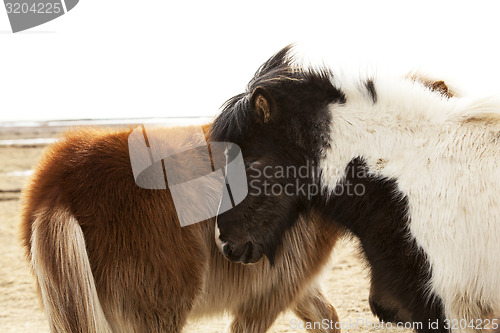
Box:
[20,125,341,333]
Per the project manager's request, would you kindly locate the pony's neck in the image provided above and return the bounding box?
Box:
[320,76,460,185]
[320,74,500,191]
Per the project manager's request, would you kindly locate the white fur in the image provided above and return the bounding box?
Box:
[320,74,500,330]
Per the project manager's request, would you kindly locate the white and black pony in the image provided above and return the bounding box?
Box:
[212,46,500,333]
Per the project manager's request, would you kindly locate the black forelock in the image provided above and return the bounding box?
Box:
[210,45,295,144]
[210,92,251,144]
[250,44,295,81]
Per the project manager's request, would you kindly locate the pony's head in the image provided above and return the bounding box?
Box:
[210,46,345,264]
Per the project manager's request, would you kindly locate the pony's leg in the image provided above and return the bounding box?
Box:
[368,284,402,323]
[100,248,204,333]
[229,284,339,333]
[292,284,340,333]
[229,306,281,333]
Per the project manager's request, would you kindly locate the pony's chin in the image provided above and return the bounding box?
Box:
[240,242,264,264]
[239,253,263,265]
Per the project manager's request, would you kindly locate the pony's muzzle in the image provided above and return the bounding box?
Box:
[220,240,255,264]
[221,243,232,258]
[214,221,235,259]
[215,221,259,264]
[214,221,226,252]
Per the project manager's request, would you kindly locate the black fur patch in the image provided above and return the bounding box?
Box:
[316,157,448,332]
[365,79,377,104]
[369,297,402,323]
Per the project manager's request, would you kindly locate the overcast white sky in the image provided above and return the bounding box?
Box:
[1,1,500,122]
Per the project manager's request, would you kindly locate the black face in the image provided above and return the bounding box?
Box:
[215,135,309,264]
[210,46,345,264]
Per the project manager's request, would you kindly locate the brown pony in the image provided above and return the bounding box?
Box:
[20,125,341,333]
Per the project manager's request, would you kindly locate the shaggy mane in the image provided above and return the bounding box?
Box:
[210,45,337,144]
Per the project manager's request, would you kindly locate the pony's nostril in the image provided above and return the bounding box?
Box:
[222,243,232,257]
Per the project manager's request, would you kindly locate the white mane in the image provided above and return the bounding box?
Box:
[330,71,500,124]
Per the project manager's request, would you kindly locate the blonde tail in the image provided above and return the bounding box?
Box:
[30,208,112,333]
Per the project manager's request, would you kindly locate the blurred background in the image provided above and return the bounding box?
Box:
[1,1,500,332]
[1,0,500,122]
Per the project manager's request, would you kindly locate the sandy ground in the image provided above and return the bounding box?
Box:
[0,129,413,333]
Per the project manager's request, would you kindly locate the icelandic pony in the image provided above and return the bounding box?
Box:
[211,46,500,333]
[20,125,341,332]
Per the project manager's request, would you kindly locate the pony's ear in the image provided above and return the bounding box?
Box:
[430,80,453,98]
[250,87,275,124]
